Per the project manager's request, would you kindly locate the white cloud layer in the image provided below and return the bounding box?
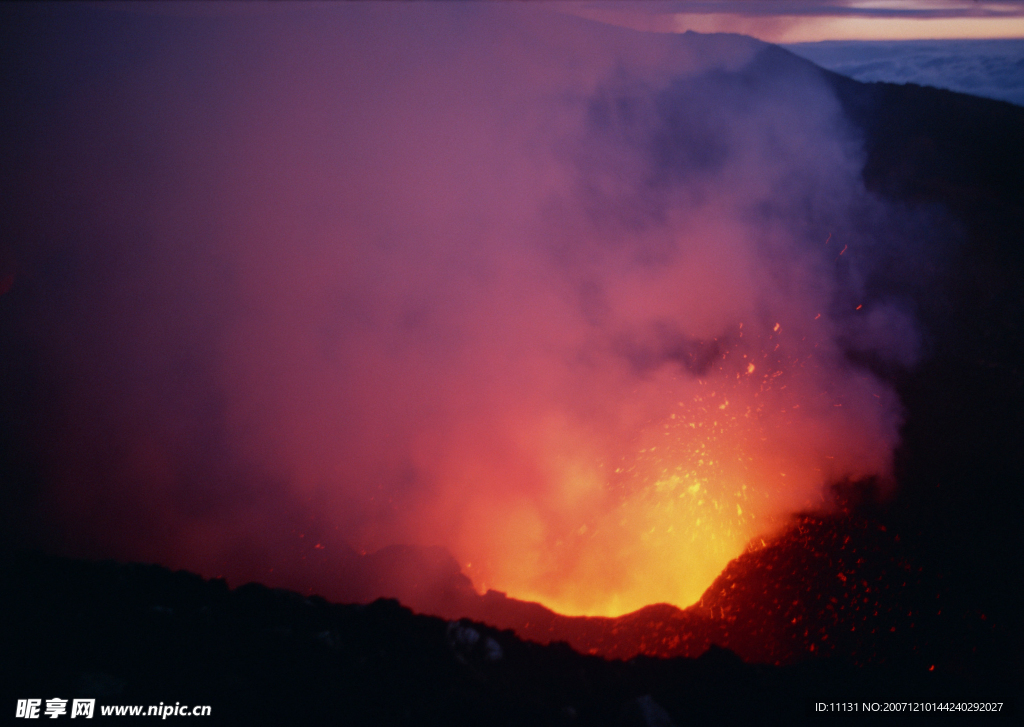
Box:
[785,39,1024,106]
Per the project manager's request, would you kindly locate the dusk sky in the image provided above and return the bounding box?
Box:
[564,1,1024,41]
[0,1,1016,618]
[107,2,1024,41]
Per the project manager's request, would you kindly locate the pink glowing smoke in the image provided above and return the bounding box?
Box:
[7,3,921,615]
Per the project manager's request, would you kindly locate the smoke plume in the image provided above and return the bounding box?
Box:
[3,3,923,615]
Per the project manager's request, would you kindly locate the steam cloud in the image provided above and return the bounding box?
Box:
[5,4,923,615]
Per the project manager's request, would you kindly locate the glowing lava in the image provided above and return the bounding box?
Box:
[440,321,899,618]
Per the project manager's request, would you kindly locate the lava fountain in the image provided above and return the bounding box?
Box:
[412,307,901,617]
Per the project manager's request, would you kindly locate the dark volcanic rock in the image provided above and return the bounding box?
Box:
[425,514,1003,687]
[1,548,1007,726]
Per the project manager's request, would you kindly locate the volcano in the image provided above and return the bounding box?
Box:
[2,3,1022,723]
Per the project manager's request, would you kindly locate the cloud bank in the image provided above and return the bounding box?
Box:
[785,39,1024,107]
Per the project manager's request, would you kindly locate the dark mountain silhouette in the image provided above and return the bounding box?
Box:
[1,546,1007,726]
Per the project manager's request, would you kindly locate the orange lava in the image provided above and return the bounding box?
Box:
[434,322,896,617]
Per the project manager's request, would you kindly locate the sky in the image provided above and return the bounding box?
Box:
[99,1,1024,41]
[564,1,1024,42]
[102,2,1024,105]
[0,1,991,617]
